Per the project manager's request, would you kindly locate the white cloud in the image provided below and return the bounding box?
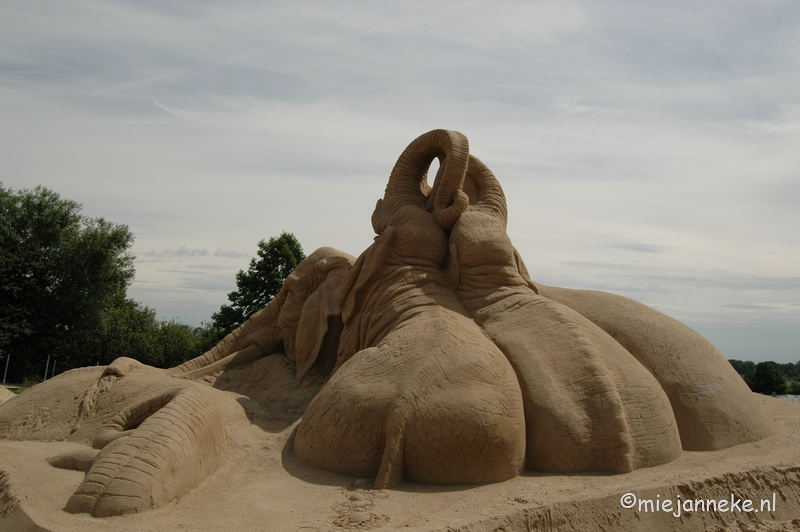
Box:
[137,246,248,261]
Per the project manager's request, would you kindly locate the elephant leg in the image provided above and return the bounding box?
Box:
[64,388,226,517]
[294,346,391,479]
[295,313,526,488]
[535,284,772,450]
[474,292,682,473]
[375,382,526,489]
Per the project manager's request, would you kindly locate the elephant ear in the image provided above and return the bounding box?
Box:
[295,265,350,382]
[512,246,539,295]
[337,226,396,324]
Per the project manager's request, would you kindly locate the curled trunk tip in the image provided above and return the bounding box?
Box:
[373,129,470,234]
[465,154,507,223]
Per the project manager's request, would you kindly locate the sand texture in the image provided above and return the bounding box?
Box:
[0,388,15,406]
[1,356,799,532]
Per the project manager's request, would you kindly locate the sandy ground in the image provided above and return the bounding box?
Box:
[2,356,800,532]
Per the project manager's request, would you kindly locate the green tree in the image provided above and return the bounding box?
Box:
[728,359,756,380]
[193,321,227,354]
[210,233,305,337]
[97,300,204,369]
[97,299,160,366]
[729,359,757,390]
[1,184,135,381]
[775,361,800,381]
[157,320,204,368]
[748,361,788,396]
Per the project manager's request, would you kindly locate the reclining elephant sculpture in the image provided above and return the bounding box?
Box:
[0,129,771,518]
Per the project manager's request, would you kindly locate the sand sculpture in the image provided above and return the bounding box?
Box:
[0,129,771,517]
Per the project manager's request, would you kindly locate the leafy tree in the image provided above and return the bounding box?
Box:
[728,359,756,381]
[96,300,205,369]
[157,320,206,368]
[0,183,226,381]
[95,300,207,368]
[0,185,316,379]
[193,321,227,354]
[97,299,160,366]
[730,359,800,396]
[1,184,135,381]
[210,233,305,337]
[748,361,788,396]
[775,361,800,381]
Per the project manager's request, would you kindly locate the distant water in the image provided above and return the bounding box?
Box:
[776,395,800,402]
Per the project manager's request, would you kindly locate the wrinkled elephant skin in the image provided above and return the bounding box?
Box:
[532,284,772,450]
[0,365,239,516]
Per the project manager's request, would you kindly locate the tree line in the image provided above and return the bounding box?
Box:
[1,183,303,384]
[728,359,800,396]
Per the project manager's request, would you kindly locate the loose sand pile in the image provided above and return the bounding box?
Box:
[0,388,15,406]
[1,356,799,532]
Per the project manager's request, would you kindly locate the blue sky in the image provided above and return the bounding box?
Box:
[1,1,798,362]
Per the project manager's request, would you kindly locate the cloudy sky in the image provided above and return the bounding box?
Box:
[2,1,798,362]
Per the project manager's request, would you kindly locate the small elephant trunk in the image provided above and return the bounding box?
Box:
[372,129,470,234]
[465,155,508,225]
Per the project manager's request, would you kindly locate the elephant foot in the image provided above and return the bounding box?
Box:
[64,388,226,517]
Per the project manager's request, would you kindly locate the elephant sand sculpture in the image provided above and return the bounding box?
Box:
[0,129,771,517]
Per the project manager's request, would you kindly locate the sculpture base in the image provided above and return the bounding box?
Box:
[2,391,799,532]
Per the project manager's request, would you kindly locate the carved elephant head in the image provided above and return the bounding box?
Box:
[334,129,471,365]
[169,247,355,382]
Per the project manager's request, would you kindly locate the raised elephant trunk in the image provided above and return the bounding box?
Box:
[372,129,469,234]
[465,154,508,225]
